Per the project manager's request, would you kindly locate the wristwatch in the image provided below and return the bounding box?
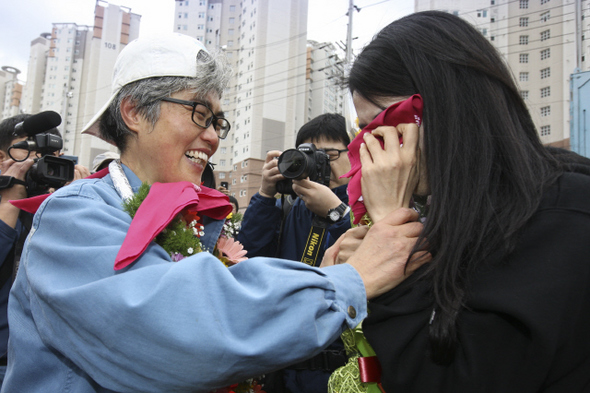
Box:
[325,203,350,224]
[0,176,27,190]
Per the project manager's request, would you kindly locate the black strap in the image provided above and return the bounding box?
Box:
[299,216,329,267]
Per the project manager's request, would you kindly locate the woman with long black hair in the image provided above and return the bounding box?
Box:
[346,10,590,392]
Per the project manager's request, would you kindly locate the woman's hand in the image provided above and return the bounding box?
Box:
[360,123,421,223]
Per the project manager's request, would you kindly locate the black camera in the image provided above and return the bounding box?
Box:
[8,111,75,196]
[276,143,331,196]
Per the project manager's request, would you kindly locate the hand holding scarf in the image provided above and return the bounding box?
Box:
[342,95,423,224]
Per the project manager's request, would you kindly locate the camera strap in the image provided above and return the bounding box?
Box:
[300,216,330,267]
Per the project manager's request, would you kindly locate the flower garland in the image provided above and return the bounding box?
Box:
[122,183,260,393]
[122,183,247,266]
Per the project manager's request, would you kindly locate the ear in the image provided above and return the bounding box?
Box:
[120,97,143,134]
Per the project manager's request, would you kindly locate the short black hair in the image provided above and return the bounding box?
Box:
[295,113,350,147]
[0,114,30,152]
[228,195,239,211]
[0,114,62,153]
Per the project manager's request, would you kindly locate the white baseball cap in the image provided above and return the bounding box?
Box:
[81,33,211,140]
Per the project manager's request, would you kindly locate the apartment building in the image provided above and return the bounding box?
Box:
[174,0,310,207]
[305,41,345,123]
[0,66,23,119]
[415,0,580,148]
[14,1,140,167]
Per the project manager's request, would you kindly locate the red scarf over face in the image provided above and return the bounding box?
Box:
[342,94,423,224]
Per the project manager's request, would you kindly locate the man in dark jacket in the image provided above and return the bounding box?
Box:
[238,113,352,393]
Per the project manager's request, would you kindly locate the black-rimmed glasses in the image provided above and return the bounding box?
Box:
[161,97,231,139]
[321,148,348,161]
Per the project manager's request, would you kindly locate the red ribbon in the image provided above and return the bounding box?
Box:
[341,94,423,224]
[358,356,382,383]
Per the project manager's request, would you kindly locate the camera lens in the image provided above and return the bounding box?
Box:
[278,149,308,179]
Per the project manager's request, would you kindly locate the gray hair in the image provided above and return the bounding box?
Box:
[99,50,232,152]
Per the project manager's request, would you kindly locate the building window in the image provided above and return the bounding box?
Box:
[541,48,550,60]
[540,125,551,136]
[540,11,550,22]
[519,72,529,82]
[220,159,226,166]
[540,67,551,79]
[519,53,529,63]
[520,0,528,8]
[232,179,236,185]
[219,172,226,179]
[477,9,487,17]
[229,17,235,24]
[520,90,529,100]
[540,106,551,117]
[230,5,236,11]
[540,30,550,41]
[198,12,205,18]
[519,36,529,45]
[220,147,227,154]
[198,24,204,30]
[541,87,551,98]
[541,0,550,4]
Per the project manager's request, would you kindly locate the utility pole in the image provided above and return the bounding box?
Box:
[345,0,354,64]
[575,0,582,71]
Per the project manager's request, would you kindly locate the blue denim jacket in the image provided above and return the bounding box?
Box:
[1,165,366,393]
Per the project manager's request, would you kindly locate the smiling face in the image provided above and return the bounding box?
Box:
[121,89,221,185]
[353,91,430,196]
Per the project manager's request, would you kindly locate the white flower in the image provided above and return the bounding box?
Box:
[187,247,194,254]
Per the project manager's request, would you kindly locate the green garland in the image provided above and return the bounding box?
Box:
[122,183,202,259]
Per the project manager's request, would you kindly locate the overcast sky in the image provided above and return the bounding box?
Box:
[0,0,414,81]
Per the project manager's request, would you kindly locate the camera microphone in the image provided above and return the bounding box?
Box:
[13,111,62,137]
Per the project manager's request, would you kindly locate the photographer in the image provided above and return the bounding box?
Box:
[0,114,52,384]
[238,113,352,392]
[238,114,351,262]
[0,113,88,386]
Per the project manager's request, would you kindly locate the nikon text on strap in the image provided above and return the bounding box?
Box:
[300,216,330,267]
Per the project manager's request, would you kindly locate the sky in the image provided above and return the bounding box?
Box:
[0,0,415,82]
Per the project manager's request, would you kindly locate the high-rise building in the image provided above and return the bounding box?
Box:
[305,41,345,123]
[17,0,140,167]
[414,0,579,149]
[0,66,23,119]
[174,0,310,210]
[21,33,52,115]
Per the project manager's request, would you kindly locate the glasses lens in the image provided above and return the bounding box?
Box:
[191,104,214,128]
[215,119,231,139]
[323,150,340,161]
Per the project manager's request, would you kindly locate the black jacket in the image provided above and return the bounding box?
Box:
[364,170,590,392]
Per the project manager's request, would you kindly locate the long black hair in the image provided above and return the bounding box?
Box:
[348,11,561,364]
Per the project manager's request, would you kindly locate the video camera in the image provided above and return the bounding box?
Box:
[276,143,331,196]
[8,111,75,196]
